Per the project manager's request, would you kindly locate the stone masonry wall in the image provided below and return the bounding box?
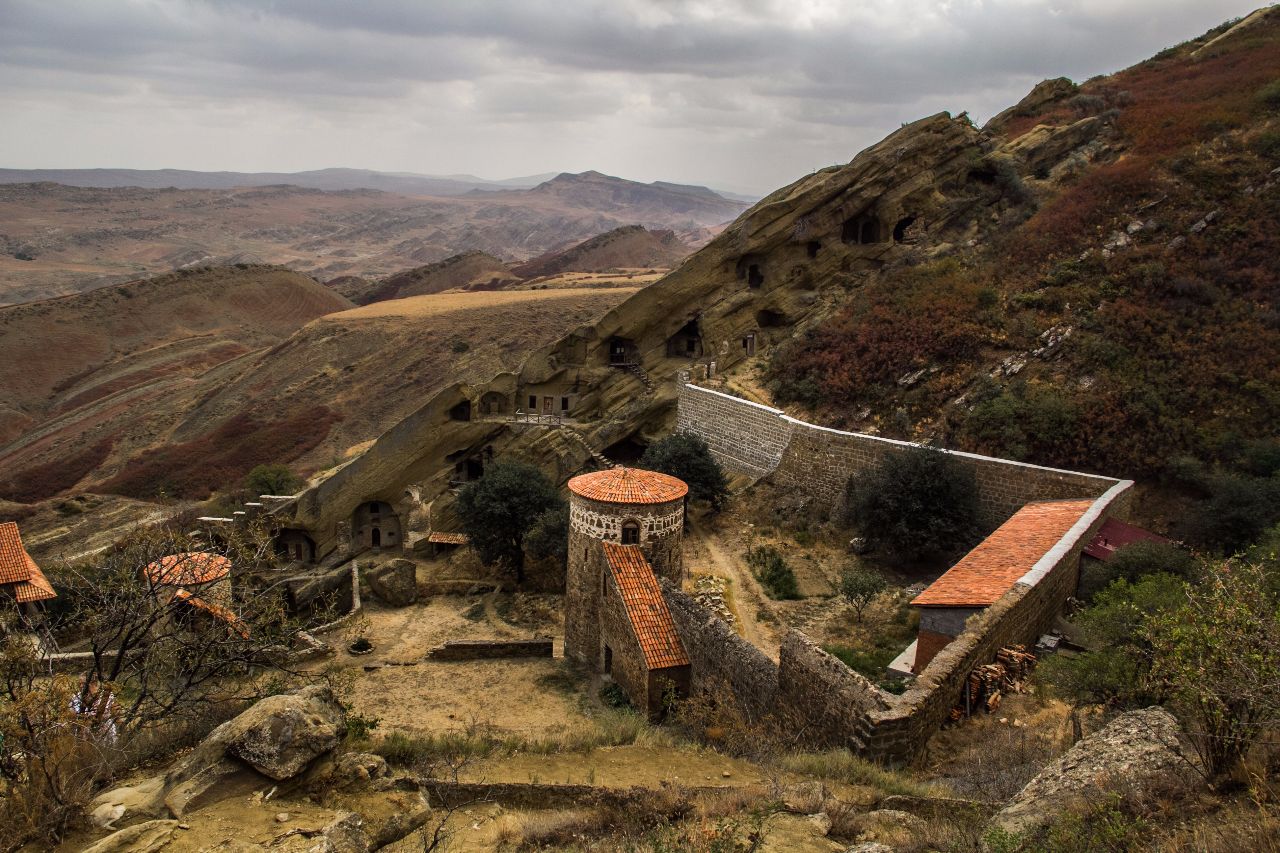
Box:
[661,581,779,721]
[774,632,889,751]
[677,381,1124,530]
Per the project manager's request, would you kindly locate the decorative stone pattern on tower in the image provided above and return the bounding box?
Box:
[563,467,689,700]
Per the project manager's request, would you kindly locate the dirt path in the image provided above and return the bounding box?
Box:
[685,526,780,659]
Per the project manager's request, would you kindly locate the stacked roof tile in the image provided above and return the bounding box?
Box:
[0,521,57,603]
[427,531,469,545]
[912,500,1096,608]
[173,589,249,638]
[143,552,231,587]
[602,542,689,670]
[568,467,688,505]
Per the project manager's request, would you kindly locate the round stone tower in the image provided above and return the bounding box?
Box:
[563,466,688,664]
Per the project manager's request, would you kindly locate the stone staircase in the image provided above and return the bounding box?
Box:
[563,427,616,469]
[619,363,655,392]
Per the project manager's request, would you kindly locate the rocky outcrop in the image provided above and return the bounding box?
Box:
[225,686,345,780]
[80,820,180,853]
[989,706,1201,837]
[364,558,418,607]
[985,77,1078,132]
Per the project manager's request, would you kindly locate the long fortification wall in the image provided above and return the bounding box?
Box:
[677,381,1123,529]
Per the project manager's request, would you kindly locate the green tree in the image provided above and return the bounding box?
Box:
[455,461,563,583]
[1144,559,1280,776]
[640,433,729,510]
[745,545,800,600]
[838,564,887,621]
[843,447,982,564]
[245,463,302,497]
[524,506,569,570]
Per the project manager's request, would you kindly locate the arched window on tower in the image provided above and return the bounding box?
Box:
[621,521,640,545]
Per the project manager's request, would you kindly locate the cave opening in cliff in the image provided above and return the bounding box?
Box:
[666,317,703,358]
[449,400,472,421]
[893,215,918,243]
[807,241,821,258]
[478,391,508,416]
[604,435,648,465]
[756,309,788,328]
[274,528,316,563]
[842,214,882,245]
[747,264,764,288]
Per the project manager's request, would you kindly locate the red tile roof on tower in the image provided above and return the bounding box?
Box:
[912,500,1096,608]
[602,542,689,670]
[568,467,689,505]
[144,552,231,587]
[0,521,57,602]
[1083,518,1170,562]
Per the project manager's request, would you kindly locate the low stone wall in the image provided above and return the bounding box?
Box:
[424,638,554,661]
[774,631,889,752]
[424,779,766,810]
[661,582,779,721]
[677,381,1126,529]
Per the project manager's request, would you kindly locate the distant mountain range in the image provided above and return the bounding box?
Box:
[0,166,760,202]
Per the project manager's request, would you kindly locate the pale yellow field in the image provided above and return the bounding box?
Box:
[323,286,639,320]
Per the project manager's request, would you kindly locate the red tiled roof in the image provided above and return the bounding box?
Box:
[173,589,250,638]
[1083,518,1170,562]
[602,542,689,670]
[14,563,57,603]
[0,522,56,601]
[912,500,1096,608]
[144,552,231,587]
[568,467,688,505]
[427,531,469,545]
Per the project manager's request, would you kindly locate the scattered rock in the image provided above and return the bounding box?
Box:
[1103,230,1130,250]
[365,558,418,607]
[276,812,290,823]
[1189,210,1220,234]
[333,751,390,786]
[989,706,1202,837]
[808,811,833,836]
[313,811,371,853]
[897,367,928,387]
[847,844,896,853]
[81,820,180,853]
[848,536,870,555]
[91,775,167,825]
[1167,235,1186,251]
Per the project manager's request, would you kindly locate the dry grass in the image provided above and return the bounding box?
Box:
[775,749,941,799]
[325,287,636,320]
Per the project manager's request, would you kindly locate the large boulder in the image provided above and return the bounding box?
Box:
[225,685,346,780]
[165,685,346,815]
[989,706,1201,837]
[365,558,418,607]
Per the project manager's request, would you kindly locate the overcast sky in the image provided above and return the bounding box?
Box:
[0,1,1262,194]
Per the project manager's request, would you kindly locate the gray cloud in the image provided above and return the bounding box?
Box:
[0,0,1262,193]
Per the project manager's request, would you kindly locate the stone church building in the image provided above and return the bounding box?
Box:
[564,467,690,717]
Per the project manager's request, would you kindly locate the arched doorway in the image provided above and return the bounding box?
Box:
[352,501,401,552]
[274,528,316,563]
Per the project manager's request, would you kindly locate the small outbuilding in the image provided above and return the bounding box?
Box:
[0,522,57,641]
[1081,518,1169,563]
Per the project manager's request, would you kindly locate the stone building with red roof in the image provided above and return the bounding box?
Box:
[905,499,1097,673]
[564,467,691,716]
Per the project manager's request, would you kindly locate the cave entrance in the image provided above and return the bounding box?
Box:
[479,392,508,416]
[756,309,788,328]
[666,317,703,359]
[893,215,918,243]
[842,213,883,245]
[736,257,765,288]
[807,241,822,258]
[449,400,472,422]
[274,528,316,564]
[742,332,757,357]
[604,435,648,465]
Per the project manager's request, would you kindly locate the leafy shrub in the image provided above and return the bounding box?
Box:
[1187,474,1280,554]
[639,432,729,510]
[843,447,982,564]
[244,463,302,497]
[745,545,800,599]
[344,712,381,741]
[1258,78,1280,111]
[524,505,569,569]
[598,682,631,709]
[1078,540,1197,601]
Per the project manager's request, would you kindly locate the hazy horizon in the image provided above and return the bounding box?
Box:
[0,0,1265,195]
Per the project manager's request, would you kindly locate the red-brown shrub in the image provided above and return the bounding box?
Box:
[0,438,115,504]
[99,406,340,500]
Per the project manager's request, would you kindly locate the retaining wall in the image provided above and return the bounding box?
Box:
[424,638,554,661]
[677,382,1124,529]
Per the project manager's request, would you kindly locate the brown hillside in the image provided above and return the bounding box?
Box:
[346,250,521,305]
[510,226,691,279]
[0,286,632,506]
